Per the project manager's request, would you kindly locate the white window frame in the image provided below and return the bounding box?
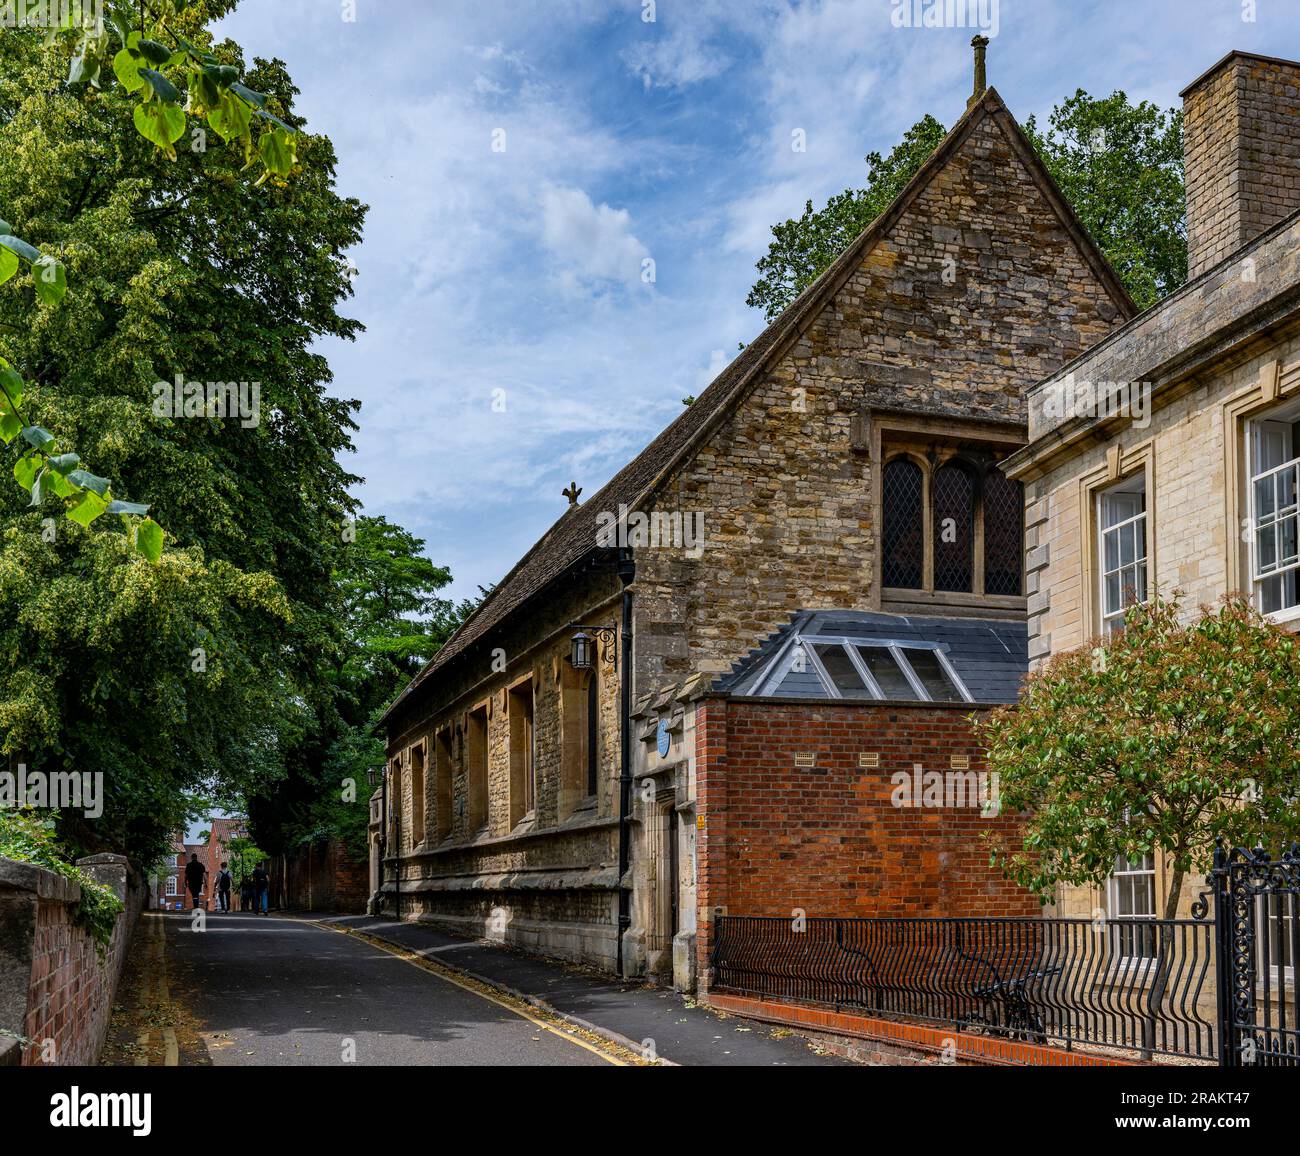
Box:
[1255,893,1297,990]
[1107,852,1158,964]
[1097,480,1148,636]
[165,875,178,896]
[1246,415,1300,624]
[752,634,974,703]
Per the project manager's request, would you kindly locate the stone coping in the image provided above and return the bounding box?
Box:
[0,856,80,905]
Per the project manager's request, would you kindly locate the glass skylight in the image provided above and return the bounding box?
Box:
[750,635,973,703]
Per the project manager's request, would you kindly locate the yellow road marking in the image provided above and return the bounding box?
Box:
[311,920,631,1066]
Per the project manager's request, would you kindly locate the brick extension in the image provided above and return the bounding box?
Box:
[694,696,1037,977]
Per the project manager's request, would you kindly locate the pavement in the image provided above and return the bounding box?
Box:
[317,914,852,1066]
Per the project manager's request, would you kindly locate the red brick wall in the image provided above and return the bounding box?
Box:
[1,856,142,1066]
[275,839,368,913]
[697,697,1036,928]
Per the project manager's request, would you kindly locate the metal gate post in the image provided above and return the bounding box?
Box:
[1209,841,1235,1068]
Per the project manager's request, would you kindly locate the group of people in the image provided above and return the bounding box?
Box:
[182,853,270,914]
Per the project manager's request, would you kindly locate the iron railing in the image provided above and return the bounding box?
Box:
[1209,843,1300,1067]
[712,915,1218,1060]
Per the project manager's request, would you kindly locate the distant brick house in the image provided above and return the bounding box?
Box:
[1004,50,1300,929]
[376,45,1134,991]
[153,838,187,911]
[154,818,249,911]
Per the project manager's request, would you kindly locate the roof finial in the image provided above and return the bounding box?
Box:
[968,34,990,110]
[563,481,583,508]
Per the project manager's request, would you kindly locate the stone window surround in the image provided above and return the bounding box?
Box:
[386,593,625,858]
[1077,440,1156,642]
[860,407,1027,615]
[1225,357,1300,627]
[407,738,427,850]
[464,700,490,835]
[506,671,538,832]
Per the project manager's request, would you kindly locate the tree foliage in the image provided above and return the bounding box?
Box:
[0,1,364,867]
[21,0,299,181]
[246,516,482,860]
[1023,90,1186,311]
[747,90,1187,321]
[977,597,1300,919]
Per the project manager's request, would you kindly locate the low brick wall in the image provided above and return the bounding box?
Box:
[0,853,142,1066]
[705,993,1134,1066]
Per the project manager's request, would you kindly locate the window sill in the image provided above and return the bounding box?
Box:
[1263,605,1300,629]
[510,810,539,836]
[883,589,1027,617]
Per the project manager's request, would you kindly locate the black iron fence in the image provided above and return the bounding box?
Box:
[712,914,1218,1060]
[1210,843,1300,1067]
[712,845,1300,1065]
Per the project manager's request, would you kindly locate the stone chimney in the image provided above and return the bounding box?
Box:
[1182,51,1300,278]
[967,35,989,110]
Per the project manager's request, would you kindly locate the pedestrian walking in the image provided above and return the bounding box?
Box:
[252,862,269,915]
[215,861,232,912]
[183,853,207,910]
[239,876,253,912]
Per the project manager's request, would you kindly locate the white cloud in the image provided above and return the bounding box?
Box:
[696,348,732,390]
[623,35,731,90]
[214,0,1300,601]
[539,185,650,292]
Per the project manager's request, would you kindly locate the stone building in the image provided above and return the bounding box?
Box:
[1004,50,1300,925]
[376,44,1134,989]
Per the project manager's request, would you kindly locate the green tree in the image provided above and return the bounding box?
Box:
[226,833,266,885]
[0,2,364,867]
[747,115,947,321]
[747,91,1187,320]
[977,596,1300,921]
[246,516,482,860]
[1024,90,1185,310]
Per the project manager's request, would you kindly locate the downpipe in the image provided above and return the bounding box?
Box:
[615,551,635,975]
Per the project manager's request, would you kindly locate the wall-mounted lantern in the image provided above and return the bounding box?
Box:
[569,625,618,672]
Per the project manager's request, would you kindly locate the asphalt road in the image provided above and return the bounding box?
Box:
[163,913,612,1066]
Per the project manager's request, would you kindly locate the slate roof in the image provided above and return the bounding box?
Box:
[718,610,1028,705]
[379,86,1127,728]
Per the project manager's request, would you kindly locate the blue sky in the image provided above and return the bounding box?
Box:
[214,0,1300,602]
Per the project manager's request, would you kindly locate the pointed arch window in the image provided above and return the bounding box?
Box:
[933,461,975,593]
[880,451,1023,600]
[882,458,924,590]
[983,469,1024,596]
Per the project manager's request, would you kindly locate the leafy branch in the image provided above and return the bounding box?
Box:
[0,220,160,558]
[0,353,162,559]
[57,0,300,183]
